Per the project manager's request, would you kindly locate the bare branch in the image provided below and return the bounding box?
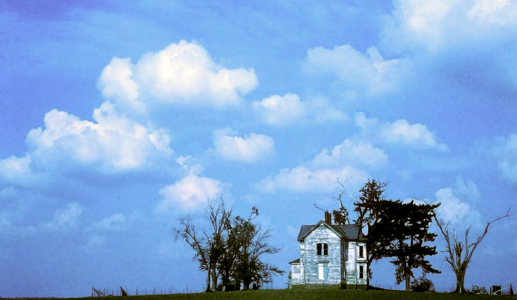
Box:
[313,202,326,212]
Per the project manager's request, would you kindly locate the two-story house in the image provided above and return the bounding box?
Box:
[288,212,368,289]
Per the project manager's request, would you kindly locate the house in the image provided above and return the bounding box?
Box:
[288,211,368,289]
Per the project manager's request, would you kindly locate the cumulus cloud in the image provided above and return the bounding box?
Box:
[355,112,448,151]
[383,0,517,54]
[251,93,346,126]
[0,102,173,184]
[257,139,386,193]
[98,40,258,110]
[303,45,411,96]
[490,134,517,182]
[0,155,37,186]
[434,179,481,227]
[310,139,389,169]
[156,157,223,212]
[212,128,275,163]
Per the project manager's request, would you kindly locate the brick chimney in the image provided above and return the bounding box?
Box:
[324,211,332,224]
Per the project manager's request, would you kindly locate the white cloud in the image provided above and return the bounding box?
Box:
[251,93,346,126]
[91,213,127,231]
[212,128,275,163]
[0,102,173,182]
[83,235,107,250]
[98,40,258,110]
[0,155,38,186]
[383,0,517,54]
[156,158,223,212]
[310,139,389,169]
[303,45,411,96]
[98,57,142,110]
[39,203,83,231]
[434,179,481,227]
[157,174,222,212]
[257,139,386,194]
[355,112,448,151]
[258,165,368,194]
[491,134,517,182]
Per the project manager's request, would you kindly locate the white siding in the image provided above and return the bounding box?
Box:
[301,224,342,285]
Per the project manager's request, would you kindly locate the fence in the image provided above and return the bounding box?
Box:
[92,285,192,297]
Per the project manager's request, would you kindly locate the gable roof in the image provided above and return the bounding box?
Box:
[297,221,367,242]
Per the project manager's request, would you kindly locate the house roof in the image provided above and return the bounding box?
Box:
[289,258,300,264]
[297,221,367,242]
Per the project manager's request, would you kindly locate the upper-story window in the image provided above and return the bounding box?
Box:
[359,245,364,258]
[317,243,328,255]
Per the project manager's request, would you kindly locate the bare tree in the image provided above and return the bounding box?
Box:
[433,208,512,293]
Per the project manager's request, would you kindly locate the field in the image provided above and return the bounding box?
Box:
[50,289,517,300]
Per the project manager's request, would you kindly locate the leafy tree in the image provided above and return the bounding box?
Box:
[174,199,284,292]
[230,208,284,290]
[353,179,388,230]
[335,180,441,290]
[433,208,511,293]
[373,200,440,291]
[173,197,231,291]
[352,179,390,288]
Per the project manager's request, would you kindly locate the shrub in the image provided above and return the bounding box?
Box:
[410,275,435,292]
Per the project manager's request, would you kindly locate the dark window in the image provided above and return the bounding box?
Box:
[359,265,364,279]
[317,243,328,256]
[359,245,364,258]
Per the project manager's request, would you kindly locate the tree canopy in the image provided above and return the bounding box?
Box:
[174,198,284,292]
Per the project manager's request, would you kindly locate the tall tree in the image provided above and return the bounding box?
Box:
[352,179,389,288]
[433,208,511,293]
[173,197,232,292]
[230,208,284,290]
[175,201,284,292]
[375,200,441,291]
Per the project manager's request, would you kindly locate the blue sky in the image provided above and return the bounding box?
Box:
[1,0,517,297]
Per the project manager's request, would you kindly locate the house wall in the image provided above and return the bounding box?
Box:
[290,263,301,286]
[345,241,368,286]
[301,224,342,285]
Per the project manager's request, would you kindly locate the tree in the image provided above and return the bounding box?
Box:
[174,199,284,292]
[347,180,440,290]
[374,200,441,291]
[230,208,284,290]
[351,179,390,288]
[433,208,511,293]
[332,180,350,225]
[353,179,388,230]
[173,197,232,291]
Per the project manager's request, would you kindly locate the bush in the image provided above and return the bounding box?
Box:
[410,275,435,292]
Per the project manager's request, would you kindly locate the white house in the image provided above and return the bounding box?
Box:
[288,212,368,289]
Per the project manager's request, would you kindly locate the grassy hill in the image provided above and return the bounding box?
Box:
[67,289,517,300]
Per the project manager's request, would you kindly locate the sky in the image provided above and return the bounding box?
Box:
[1,0,517,297]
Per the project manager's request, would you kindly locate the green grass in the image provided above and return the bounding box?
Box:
[61,289,517,300]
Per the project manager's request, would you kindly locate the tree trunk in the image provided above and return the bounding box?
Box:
[405,274,410,292]
[455,270,466,293]
[211,267,217,291]
[206,268,211,292]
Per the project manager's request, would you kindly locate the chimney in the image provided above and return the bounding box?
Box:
[324,211,332,224]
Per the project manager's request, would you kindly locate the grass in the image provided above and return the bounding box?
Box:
[51,289,516,300]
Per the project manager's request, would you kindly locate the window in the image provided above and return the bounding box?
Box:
[359,245,364,258]
[318,263,328,280]
[359,265,364,279]
[317,243,328,256]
